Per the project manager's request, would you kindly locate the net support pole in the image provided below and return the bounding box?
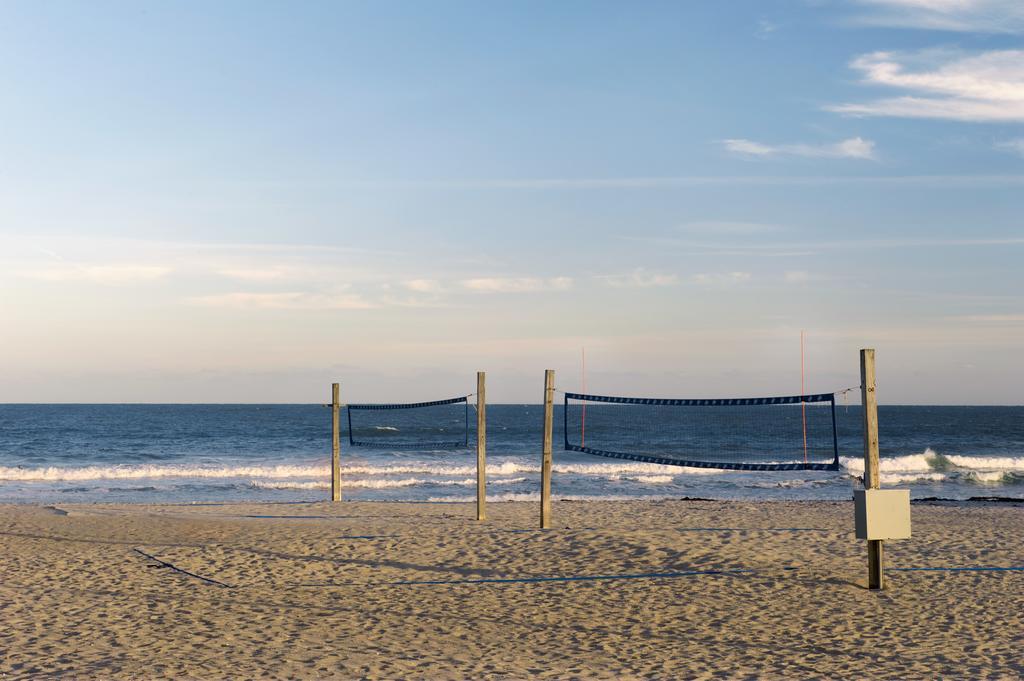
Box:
[476,371,487,522]
[331,382,341,502]
[860,349,883,589]
[540,369,555,529]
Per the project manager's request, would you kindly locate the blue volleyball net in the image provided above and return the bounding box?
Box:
[564,392,840,471]
[346,396,470,449]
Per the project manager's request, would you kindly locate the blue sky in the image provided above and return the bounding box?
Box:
[1,0,1022,403]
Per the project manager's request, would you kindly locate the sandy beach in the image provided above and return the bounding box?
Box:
[1,499,1021,679]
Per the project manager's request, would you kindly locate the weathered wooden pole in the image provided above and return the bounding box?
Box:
[331,382,341,502]
[476,371,487,522]
[860,349,883,589]
[540,369,555,529]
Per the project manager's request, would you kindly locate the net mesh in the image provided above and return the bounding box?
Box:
[564,392,839,471]
[347,396,470,449]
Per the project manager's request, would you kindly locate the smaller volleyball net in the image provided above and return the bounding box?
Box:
[346,396,470,450]
[564,392,840,471]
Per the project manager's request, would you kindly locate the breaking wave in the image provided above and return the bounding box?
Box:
[840,448,1024,486]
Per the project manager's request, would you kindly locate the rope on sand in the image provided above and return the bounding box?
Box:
[385,567,768,585]
[133,547,234,588]
[126,550,1024,590]
[290,567,796,588]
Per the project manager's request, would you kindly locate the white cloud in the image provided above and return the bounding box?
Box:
[996,138,1024,157]
[460,277,573,293]
[722,139,776,156]
[187,292,375,310]
[691,272,752,285]
[832,138,879,159]
[828,50,1024,122]
[722,137,877,160]
[756,19,780,38]
[19,264,172,284]
[216,266,297,281]
[403,279,444,293]
[784,271,812,284]
[849,0,1024,34]
[600,269,679,288]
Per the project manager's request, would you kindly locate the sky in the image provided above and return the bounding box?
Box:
[1,0,1022,404]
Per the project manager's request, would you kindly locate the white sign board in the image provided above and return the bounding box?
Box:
[854,489,911,540]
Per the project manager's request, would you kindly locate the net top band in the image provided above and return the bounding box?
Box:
[347,395,468,410]
[564,392,835,406]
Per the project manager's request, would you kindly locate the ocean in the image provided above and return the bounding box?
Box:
[1,403,1022,504]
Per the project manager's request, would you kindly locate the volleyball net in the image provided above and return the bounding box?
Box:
[346,396,470,450]
[564,392,840,471]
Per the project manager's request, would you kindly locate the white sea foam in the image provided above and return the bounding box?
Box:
[482,476,527,486]
[254,478,422,490]
[558,462,720,476]
[7,448,1017,487]
[252,476,529,491]
[630,475,675,484]
[373,426,399,432]
[348,461,714,477]
[427,493,679,503]
[0,464,330,482]
[966,471,1007,484]
[342,463,502,476]
[252,481,328,490]
[0,459,728,484]
[604,474,676,484]
[879,472,948,484]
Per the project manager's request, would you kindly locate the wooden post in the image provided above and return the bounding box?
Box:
[540,369,555,529]
[860,349,883,589]
[331,382,341,502]
[476,371,487,522]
